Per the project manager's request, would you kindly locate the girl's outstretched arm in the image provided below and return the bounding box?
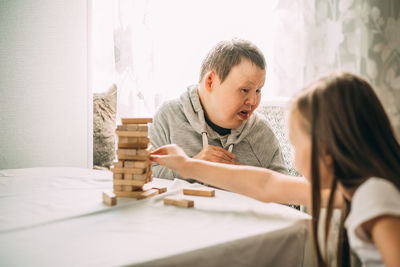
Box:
[151,144,339,207]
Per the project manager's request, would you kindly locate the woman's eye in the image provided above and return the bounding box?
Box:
[242,89,248,93]
[256,89,261,94]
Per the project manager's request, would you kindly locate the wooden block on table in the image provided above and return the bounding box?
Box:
[103,191,117,206]
[136,189,159,200]
[164,197,194,208]
[152,187,167,194]
[183,188,215,197]
[121,118,152,124]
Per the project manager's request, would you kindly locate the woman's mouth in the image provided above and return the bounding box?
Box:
[238,110,250,120]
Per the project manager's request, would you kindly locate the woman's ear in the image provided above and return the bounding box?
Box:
[204,71,215,93]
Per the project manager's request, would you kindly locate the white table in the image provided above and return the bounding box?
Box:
[0,167,310,267]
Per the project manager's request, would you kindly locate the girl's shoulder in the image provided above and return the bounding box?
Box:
[352,178,399,205]
[345,177,400,239]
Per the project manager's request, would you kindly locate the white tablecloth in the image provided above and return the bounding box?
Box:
[0,167,310,267]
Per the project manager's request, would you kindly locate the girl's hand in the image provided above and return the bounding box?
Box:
[150,144,190,176]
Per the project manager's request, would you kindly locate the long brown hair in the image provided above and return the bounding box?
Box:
[292,72,400,266]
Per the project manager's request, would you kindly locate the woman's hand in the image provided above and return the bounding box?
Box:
[150,144,190,177]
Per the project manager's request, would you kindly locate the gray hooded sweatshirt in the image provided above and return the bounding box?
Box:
[150,85,288,180]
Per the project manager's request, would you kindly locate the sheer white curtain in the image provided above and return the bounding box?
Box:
[108,0,307,118]
[93,0,400,136]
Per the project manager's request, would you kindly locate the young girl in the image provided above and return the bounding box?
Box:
[150,72,400,267]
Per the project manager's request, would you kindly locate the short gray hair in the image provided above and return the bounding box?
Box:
[199,38,266,83]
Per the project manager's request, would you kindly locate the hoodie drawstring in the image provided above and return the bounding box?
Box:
[202,132,234,153]
[202,132,208,148]
[228,144,233,152]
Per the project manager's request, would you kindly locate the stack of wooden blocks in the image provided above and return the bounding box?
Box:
[111,118,156,199]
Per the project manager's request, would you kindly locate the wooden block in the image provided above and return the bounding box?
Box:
[136,189,159,200]
[113,185,123,191]
[113,173,123,180]
[117,125,129,131]
[133,160,151,168]
[114,179,146,187]
[117,149,137,156]
[137,124,148,131]
[152,187,167,194]
[114,190,145,198]
[124,173,133,180]
[122,185,135,192]
[118,136,149,149]
[103,191,117,206]
[118,136,149,144]
[124,161,135,168]
[133,173,148,181]
[183,188,215,197]
[113,161,124,168]
[164,197,194,208]
[121,118,152,124]
[137,147,151,156]
[118,142,148,149]
[116,154,149,161]
[115,130,148,137]
[118,136,136,143]
[111,167,147,175]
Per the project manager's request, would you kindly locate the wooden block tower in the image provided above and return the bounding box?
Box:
[111,118,154,198]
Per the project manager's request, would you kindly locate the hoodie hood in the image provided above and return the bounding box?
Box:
[180,85,258,150]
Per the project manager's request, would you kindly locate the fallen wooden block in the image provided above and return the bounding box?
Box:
[152,187,167,194]
[164,197,194,208]
[183,188,215,197]
[103,191,117,206]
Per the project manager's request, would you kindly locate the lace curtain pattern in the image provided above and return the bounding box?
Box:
[104,0,399,137]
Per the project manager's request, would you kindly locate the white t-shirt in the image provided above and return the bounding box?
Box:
[345,177,400,267]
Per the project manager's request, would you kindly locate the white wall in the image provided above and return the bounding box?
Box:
[0,0,92,169]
